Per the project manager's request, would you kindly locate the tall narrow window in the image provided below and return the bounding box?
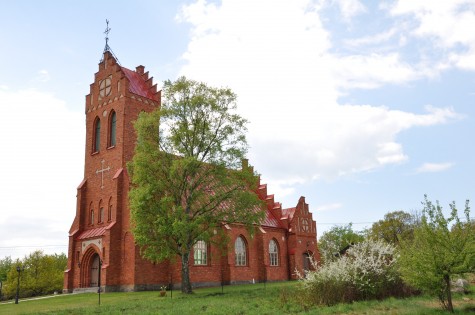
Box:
[193,240,207,265]
[235,236,247,266]
[109,111,116,147]
[108,198,113,222]
[90,209,94,225]
[98,200,103,223]
[269,239,279,266]
[93,117,101,153]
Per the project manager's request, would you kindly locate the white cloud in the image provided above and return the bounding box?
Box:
[177,0,462,203]
[450,49,475,70]
[332,0,367,20]
[344,28,398,47]
[0,89,84,258]
[390,0,475,47]
[316,202,343,212]
[35,69,50,83]
[390,0,475,71]
[416,162,454,173]
[333,53,419,89]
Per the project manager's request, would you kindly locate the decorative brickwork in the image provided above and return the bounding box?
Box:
[63,51,319,293]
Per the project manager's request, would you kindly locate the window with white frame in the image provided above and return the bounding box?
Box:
[235,236,247,266]
[269,239,279,266]
[193,240,207,265]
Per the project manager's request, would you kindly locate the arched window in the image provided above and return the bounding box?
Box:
[269,239,279,266]
[98,200,104,223]
[235,236,247,266]
[90,209,94,225]
[93,117,101,153]
[193,240,207,265]
[108,110,116,147]
[107,198,113,222]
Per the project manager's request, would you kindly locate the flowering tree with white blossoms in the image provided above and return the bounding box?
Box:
[299,239,405,306]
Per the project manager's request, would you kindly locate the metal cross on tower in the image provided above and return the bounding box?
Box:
[100,19,120,64]
[103,19,111,52]
[96,159,111,189]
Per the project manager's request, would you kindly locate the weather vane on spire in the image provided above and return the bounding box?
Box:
[100,19,120,64]
[104,19,111,52]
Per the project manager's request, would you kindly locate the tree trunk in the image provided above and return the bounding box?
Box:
[181,252,193,294]
[444,274,454,313]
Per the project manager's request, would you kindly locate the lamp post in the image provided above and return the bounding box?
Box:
[98,259,102,306]
[77,261,81,288]
[15,265,22,304]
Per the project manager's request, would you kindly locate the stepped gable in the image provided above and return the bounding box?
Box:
[121,65,159,100]
[255,179,285,229]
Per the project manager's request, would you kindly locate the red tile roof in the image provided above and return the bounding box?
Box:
[216,199,280,228]
[281,207,296,221]
[121,67,156,99]
[262,209,281,228]
[76,222,115,240]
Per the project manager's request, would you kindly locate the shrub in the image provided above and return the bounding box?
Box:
[299,239,409,306]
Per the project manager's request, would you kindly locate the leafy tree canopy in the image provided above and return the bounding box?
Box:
[0,256,12,282]
[399,195,475,313]
[129,77,264,294]
[368,210,416,245]
[318,223,364,264]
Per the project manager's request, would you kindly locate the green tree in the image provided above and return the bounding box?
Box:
[318,223,364,264]
[3,251,66,299]
[368,211,415,245]
[399,195,475,313]
[0,256,13,299]
[0,256,12,282]
[129,77,264,294]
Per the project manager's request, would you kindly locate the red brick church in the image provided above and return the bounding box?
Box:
[63,50,319,292]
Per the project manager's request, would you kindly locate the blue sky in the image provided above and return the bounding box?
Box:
[1,0,474,259]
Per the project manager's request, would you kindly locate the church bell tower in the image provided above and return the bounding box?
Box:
[63,32,162,291]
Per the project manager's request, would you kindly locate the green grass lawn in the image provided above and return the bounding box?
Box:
[1,282,474,314]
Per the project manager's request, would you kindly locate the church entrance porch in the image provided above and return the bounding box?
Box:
[77,247,102,292]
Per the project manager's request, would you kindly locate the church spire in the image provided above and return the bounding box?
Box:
[100,19,120,64]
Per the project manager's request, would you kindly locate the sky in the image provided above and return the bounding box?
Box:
[1,0,474,260]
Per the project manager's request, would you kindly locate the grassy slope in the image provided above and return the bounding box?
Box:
[1,282,474,315]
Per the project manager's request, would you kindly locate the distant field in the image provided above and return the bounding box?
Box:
[1,281,474,314]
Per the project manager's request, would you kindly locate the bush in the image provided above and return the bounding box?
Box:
[299,239,410,306]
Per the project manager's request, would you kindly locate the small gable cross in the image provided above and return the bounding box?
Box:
[96,159,111,189]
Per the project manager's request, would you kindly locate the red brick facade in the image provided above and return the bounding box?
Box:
[63,52,319,292]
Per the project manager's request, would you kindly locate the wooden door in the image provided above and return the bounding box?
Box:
[90,254,99,287]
